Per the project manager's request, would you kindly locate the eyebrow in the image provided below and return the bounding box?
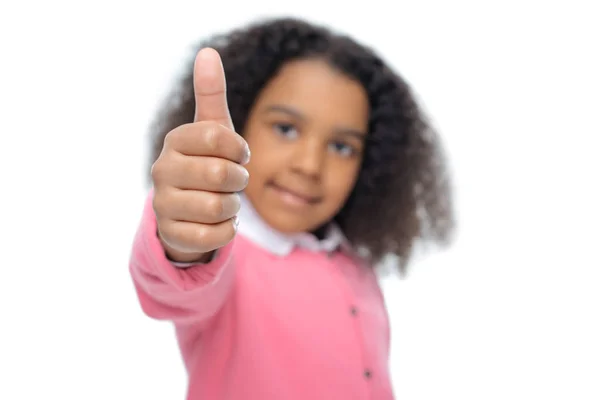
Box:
[264,104,367,140]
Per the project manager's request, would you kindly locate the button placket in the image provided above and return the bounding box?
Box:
[332,258,373,388]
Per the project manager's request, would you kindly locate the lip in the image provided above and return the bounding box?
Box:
[268,183,322,206]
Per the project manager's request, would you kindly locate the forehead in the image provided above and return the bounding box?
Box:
[255,59,369,128]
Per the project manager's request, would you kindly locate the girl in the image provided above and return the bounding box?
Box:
[130,17,454,400]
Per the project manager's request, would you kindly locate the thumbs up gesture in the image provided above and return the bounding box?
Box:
[151,48,250,263]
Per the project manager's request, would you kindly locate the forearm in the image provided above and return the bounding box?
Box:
[129,190,236,326]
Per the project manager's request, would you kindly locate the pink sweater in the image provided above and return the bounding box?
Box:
[129,191,394,399]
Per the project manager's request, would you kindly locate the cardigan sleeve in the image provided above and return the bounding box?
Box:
[129,190,237,326]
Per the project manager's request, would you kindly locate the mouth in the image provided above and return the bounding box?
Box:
[268,182,322,206]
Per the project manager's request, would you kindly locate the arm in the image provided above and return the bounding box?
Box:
[129,191,237,326]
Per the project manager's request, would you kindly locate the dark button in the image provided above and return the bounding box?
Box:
[350,306,358,316]
[364,369,372,379]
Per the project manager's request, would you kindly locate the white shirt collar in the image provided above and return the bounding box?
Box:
[236,193,348,256]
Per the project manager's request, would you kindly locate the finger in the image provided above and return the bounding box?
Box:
[193,47,234,130]
[168,122,249,165]
[155,190,241,225]
[159,218,237,254]
[170,155,249,192]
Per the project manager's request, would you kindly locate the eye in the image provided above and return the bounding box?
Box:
[329,141,356,157]
[273,123,299,139]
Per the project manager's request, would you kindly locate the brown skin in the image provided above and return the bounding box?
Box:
[243,59,369,234]
[152,49,369,263]
[152,48,249,263]
[148,19,456,274]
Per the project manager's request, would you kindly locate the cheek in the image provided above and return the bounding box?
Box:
[243,130,275,176]
[325,160,361,202]
[243,136,291,188]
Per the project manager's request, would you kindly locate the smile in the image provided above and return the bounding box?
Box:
[268,183,322,207]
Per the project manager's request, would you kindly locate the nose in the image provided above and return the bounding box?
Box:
[290,138,324,180]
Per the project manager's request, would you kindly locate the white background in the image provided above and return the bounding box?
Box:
[1,1,599,399]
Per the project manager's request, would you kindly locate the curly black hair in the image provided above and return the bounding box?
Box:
[147,17,455,274]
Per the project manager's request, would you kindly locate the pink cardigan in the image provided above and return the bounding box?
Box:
[129,191,394,399]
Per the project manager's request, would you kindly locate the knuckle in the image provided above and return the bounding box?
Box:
[152,192,164,214]
[152,190,173,218]
[208,160,230,186]
[193,224,212,246]
[205,195,224,220]
[163,127,182,149]
[201,121,221,152]
[151,156,179,186]
[150,160,166,183]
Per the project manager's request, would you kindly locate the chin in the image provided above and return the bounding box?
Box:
[263,213,321,235]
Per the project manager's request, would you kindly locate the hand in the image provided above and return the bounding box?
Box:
[151,48,250,262]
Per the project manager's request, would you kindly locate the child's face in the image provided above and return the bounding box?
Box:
[242,59,369,234]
